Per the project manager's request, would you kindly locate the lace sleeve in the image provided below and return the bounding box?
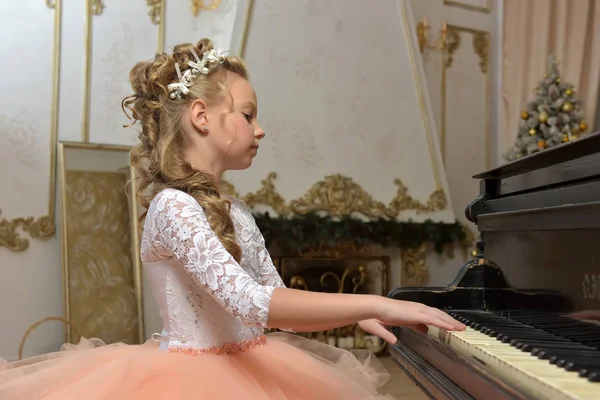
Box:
[235,199,286,289]
[149,189,276,328]
[256,238,286,288]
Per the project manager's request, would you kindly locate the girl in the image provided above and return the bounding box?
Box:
[0,38,464,399]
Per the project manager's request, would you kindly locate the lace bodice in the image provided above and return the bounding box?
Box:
[140,188,286,351]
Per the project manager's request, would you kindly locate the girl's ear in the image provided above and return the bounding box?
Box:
[189,99,209,134]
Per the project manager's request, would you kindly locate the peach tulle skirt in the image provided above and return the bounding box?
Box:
[0,332,394,399]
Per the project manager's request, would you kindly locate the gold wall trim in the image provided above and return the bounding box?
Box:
[82,0,96,142]
[400,244,427,286]
[190,0,222,16]
[442,29,461,69]
[92,0,106,15]
[399,1,443,192]
[472,31,489,73]
[443,0,491,14]
[0,0,62,252]
[146,0,161,24]
[222,172,446,218]
[59,141,144,345]
[238,0,254,57]
[441,25,490,168]
[146,0,165,52]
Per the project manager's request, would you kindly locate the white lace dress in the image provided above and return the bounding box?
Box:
[0,188,394,400]
[141,188,288,353]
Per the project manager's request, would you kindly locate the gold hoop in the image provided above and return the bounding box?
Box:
[18,316,82,360]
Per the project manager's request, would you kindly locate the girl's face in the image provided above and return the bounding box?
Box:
[204,71,265,171]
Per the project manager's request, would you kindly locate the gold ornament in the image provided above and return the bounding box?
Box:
[556,78,561,83]
[471,250,478,258]
[521,111,529,120]
[580,122,588,132]
[563,134,569,143]
[537,139,546,149]
[544,73,549,78]
[562,101,573,113]
[566,88,573,96]
[539,111,548,123]
[529,128,536,135]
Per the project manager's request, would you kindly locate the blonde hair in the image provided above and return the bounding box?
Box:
[123,38,248,262]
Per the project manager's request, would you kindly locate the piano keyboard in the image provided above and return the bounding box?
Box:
[427,310,600,400]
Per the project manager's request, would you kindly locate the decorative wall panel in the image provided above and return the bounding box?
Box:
[59,143,143,345]
[88,1,161,145]
[0,0,60,251]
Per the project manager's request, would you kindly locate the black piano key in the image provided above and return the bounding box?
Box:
[515,341,589,352]
[564,358,600,371]
[587,370,600,382]
[550,350,600,364]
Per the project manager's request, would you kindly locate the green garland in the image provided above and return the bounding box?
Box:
[253,212,468,255]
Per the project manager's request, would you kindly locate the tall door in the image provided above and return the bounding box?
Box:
[408,0,502,285]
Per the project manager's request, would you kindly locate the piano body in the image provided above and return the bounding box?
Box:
[388,132,600,400]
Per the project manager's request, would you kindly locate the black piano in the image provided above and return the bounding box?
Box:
[388,132,600,400]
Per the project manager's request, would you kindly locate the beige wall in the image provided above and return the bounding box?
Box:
[0,0,249,361]
[0,0,481,360]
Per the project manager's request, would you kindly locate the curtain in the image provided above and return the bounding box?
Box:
[503,0,600,151]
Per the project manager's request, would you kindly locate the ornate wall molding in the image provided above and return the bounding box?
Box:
[222,172,447,218]
[472,31,489,74]
[441,24,490,167]
[1,1,61,252]
[443,0,491,14]
[146,0,162,25]
[92,0,106,15]
[400,244,428,286]
[190,0,222,17]
[442,28,461,68]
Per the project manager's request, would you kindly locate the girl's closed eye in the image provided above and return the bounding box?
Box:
[243,113,253,122]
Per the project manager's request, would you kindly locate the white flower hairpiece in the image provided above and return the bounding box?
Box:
[168,47,227,99]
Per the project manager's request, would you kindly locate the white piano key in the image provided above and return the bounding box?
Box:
[427,326,600,400]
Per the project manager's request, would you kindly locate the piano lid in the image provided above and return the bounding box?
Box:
[466,131,600,209]
[475,131,600,180]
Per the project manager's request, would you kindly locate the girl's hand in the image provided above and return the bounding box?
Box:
[357,317,432,345]
[362,298,465,344]
[357,319,398,344]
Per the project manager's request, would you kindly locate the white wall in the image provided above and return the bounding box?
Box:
[1,0,459,360]
[0,0,248,361]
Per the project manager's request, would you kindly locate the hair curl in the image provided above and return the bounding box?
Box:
[122,38,248,262]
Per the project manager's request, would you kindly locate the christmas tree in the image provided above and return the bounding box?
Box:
[505,55,589,161]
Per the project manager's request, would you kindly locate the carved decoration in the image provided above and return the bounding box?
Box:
[46,0,56,8]
[243,172,291,215]
[92,0,105,15]
[146,0,162,25]
[0,213,55,252]
[388,179,447,215]
[472,31,489,74]
[443,27,461,68]
[289,174,388,218]
[190,0,222,17]
[401,244,428,286]
[223,172,446,219]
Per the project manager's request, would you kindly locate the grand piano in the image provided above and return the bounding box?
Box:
[388,131,600,400]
